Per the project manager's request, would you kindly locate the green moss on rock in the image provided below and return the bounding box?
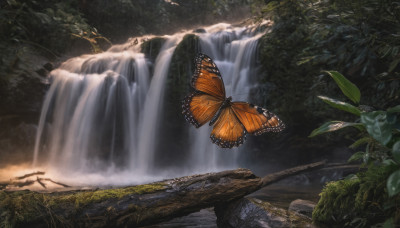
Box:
[167,33,199,105]
[141,37,166,61]
[312,164,400,227]
[250,198,313,227]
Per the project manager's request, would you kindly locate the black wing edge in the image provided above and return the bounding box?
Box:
[210,130,247,149]
[251,104,285,136]
[191,53,222,88]
[182,91,202,128]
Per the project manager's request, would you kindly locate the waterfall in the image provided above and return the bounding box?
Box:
[187,23,266,173]
[136,35,183,173]
[33,22,268,185]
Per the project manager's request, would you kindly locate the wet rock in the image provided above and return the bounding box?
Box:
[288,199,316,219]
[215,197,315,228]
[193,28,206,33]
[141,37,166,61]
[43,62,53,71]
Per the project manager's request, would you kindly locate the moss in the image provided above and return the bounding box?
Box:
[0,182,166,226]
[313,164,400,227]
[312,177,360,224]
[250,198,288,217]
[249,198,313,227]
[51,183,166,208]
[168,33,199,98]
[140,37,166,61]
[0,190,45,226]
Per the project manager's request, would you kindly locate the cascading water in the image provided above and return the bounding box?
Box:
[187,23,267,173]
[32,22,269,185]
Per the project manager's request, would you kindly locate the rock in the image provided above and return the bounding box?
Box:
[193,28,206,33]
[215,197,315,228]
[288,199,316,218]
[140,37,166,61]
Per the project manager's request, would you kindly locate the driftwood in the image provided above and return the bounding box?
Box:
[0,172,70,190]
[0,160,326,227]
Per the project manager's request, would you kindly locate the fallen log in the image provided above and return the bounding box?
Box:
[0,160,325,227]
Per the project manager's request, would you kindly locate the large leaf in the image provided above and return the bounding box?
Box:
[387,105,400,113]
[387,169,400,197]
[309,121,363,137]
[393,141,400,164]
[325,71,361,104]
[361,111,396,146]
[318,96,361,116]
[349,137,371,149]
[383,218,395,228]
[347,151,365,163]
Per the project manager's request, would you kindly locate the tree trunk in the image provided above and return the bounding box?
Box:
[0,161,325,227]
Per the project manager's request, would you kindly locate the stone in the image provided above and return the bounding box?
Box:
[288,199,316,219]
[193,28,206,33]
[215,197,315,228]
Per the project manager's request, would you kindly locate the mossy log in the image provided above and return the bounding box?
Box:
[0,161,325,227]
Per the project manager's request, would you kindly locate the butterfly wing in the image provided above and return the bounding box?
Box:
[182,91,223,128]
[210,106,246,148]
[191,54,226,100]
[231,102,285,135]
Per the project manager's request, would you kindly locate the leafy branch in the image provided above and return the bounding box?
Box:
[310,71,400,226]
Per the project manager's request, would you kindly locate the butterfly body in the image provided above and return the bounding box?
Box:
[182,53,285,148]
[209,96,232,126]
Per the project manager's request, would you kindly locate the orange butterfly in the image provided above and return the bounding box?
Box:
[182,53,285,148]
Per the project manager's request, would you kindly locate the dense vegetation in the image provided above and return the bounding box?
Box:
[255,0,400,135]
[253,0,400,226]
[309,71,400,226]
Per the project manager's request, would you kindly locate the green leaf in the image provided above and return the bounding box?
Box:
[349,137,371,149]
[318,96,361,116]
[383,218,395,228]
[309,121,364,137]
[389,58,400,72]
[344,174,358,180]
[7,0,18,6]
[361,111,395,146]
[392,141,400,164]
[387,169,400,197]
[387,105,400,113]
[348,151,365,163]
[296,56,315,65]
[325,71,361,104]
[383,159,398,169]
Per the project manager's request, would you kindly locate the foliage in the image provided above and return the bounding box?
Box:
[255,0,315,125]
[80,0,253,43]
[0,0,109,55]
[313,164,400,227]
[310,71,400,226]
[251,0,400,171]
[255,0,400,130]
[0,0,112,117]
